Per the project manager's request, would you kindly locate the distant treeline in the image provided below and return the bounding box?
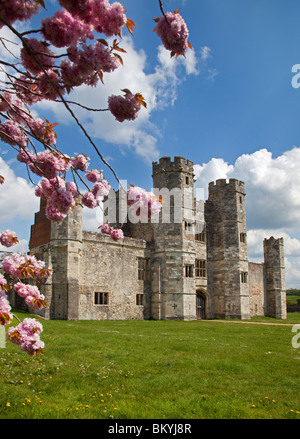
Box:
[286,289,300,295]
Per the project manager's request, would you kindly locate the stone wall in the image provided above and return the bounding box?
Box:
[78,231,150,320]
[248,262,265,317]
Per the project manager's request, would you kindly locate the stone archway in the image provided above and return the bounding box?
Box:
[196,290,207,319]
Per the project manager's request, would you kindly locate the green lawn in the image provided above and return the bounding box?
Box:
[1,311,300,419]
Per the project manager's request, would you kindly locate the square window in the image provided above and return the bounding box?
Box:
[94,292,109,305]
[195,259,207,278]
[136,294,143,306]
[138,258,148,280]
[185,264,194,277]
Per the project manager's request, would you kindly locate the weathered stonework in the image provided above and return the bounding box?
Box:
[25,156,286,321]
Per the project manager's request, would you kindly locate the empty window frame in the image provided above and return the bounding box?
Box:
[136,294,143,306]
[195,226,206,242]
[240,232,247,243]
[185,264,194,277]
[94,292,109,305]
[241,272,248,283]
[195,259,207,278]
[138,258,148,281]
[184,221,193,233]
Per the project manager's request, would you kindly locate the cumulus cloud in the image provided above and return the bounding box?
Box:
[35,38,200,163]
[0,157,39,222]
[194,147,300,287]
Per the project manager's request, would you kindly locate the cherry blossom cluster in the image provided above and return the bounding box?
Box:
[108,90,146,122]
[100,223,124,241]
[2,252,51,280]
[7,318,44,356]
[14,282,46,310]
[127,185,162,219]
[0,230,19,248]
[0,280,13,327]
[0,0,40,28]
[154,9,191,57]
[0,231,47,354]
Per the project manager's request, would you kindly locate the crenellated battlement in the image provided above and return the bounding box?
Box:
[152,156,194,176]
[208,178,245,196]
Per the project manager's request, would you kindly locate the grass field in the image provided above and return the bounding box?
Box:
[1,311,300,419]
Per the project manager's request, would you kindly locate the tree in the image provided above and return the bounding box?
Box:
[0,0,192,354]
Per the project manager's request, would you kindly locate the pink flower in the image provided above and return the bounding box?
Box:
[20,38,55,75]
[0,230,19,248]
[71,154,90,171]
[36,69,65,101]
[0,291,12,326]
[7,318,44,355]
[49,187,75,214]
[0,0,40,28]
[110,228,124,241]
[100,223,111,235]
[91,180,111,197]
[29,150,70,179]
[86,169,102,183]
[108,90,145,122]
[82,191,98,208]
[95,1,127,37]
[45,204,67,222]
[58,0,94,21]
[41,9,94,48]
[28,118,57,145]
[0,120,27,147]
[13,75,42,105]
[154,10,190,57]
[0,92,13,112]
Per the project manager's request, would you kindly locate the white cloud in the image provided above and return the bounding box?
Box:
[35,38,200,163]
[0,157,39,222]
[0,238,28,254]
[194,147,300,287]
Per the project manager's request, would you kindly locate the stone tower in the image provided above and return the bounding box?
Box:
[205,179,250,319]
[151,156,197,320]
[29,199,83,320]
[264,237,287,319]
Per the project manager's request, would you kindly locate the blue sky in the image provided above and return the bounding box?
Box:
[1,0,300,287]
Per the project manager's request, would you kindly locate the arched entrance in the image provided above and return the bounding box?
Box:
[196,291,207,319]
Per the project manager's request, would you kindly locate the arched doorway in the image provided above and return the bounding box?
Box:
[196,291,206,319]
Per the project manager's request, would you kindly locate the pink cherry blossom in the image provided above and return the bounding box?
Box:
[99,223,123,241]
[58,0,94,21]
[7,318,44,355]
[100,223,111,235]
[13,75,42,105]
[108,91,142,122]
[0,291,12,326]
[94,1,127,37]
[110,228,124,241]
[41,9,94,48]
[45,204,67,222]
[0,0,40,28]
[0,120,27,147]
[71,154,90,171]
[20,38,55,75]
[91,180,111,197]
[0,229,18,247]
[28,150,70,179]
[86,169,102,183]
[0,92,13,112]
[36,69,65,101]
[154,11,189,57]
[82,191,98,208]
